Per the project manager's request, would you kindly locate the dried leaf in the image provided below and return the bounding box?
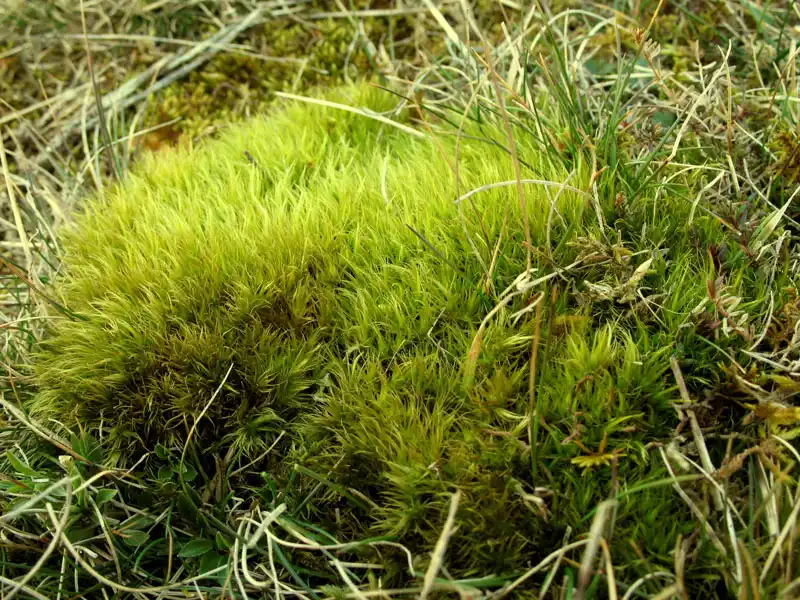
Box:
[463,328,484,387]
[628,257,654,286]
[752,197,791,251]
[619,257,654,302]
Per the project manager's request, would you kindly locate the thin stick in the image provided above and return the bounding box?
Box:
[274,92,425,139]
[3,480,72,600]
[0,131,32,272]
[489,50,533,274]
[529,293,544,476]
[670,356,723,511]
[80,0,120,181]
[420,490,461,600]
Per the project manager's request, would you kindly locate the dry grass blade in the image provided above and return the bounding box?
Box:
[621,572,676,600]
[666,42,733,164]
[80,0,119,181]
[419,490,461,600]
[454,179,590,204]
[670,356,723,511]
[0,132,31,272]
[274,91,425,138]
[487,49,533,273]
[575,499,615,600]
[760,485,800,586]
[2,478,72,600]
[0,475,72,524]
[491,540,591,599]
[659,448,728,556]
[421,0,462,46]
[310,7,428,19]
[0,577,50,600]
[0,399,81,464]
[35,6,268,163]
[179,362,234,466]
[600,539,618,600]
[464,292,518,387]
[528,291,544,473]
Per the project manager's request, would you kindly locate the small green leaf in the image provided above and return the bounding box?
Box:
[157,465,173,481]
[85,437,105,463]
[133,517,155,529]
[70,432,104,463]
[215,531,232,551]
[95,489,118,506]
[155,443,169,459]
[585,58,614,76]
[177,492,199,520]
[34,480,59,492]
[178,464,197,483]
[199,551,228,576]
[179,539,214,558]
[6,451,38,477]
[122,529,150,547]
[122,516,154,530]
[200,551,230,585]
[652,111,676,128]
[66,526,96,544]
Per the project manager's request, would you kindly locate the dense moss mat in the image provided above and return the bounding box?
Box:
[28,83,794,588]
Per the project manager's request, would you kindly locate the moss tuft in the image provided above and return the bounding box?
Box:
[29,80,791,585]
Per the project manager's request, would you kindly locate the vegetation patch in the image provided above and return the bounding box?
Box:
[32,82,593,575]
[2,1,800,599]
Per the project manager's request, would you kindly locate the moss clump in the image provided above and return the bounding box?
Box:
[30,81,779,587]
[36,83,592,575]
[770,129,800,185]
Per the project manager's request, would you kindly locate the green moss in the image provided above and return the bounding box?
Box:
[29,80,793,590]
[770,129,800,185]
[34,83,586,462]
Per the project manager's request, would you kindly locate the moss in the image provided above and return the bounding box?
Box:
[28,78,795,589]
[769,129,800,185]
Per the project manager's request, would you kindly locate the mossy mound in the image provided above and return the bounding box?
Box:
[30,83,760,583]
[34,84,563,458]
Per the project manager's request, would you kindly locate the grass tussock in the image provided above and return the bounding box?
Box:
[2,1,800,598]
